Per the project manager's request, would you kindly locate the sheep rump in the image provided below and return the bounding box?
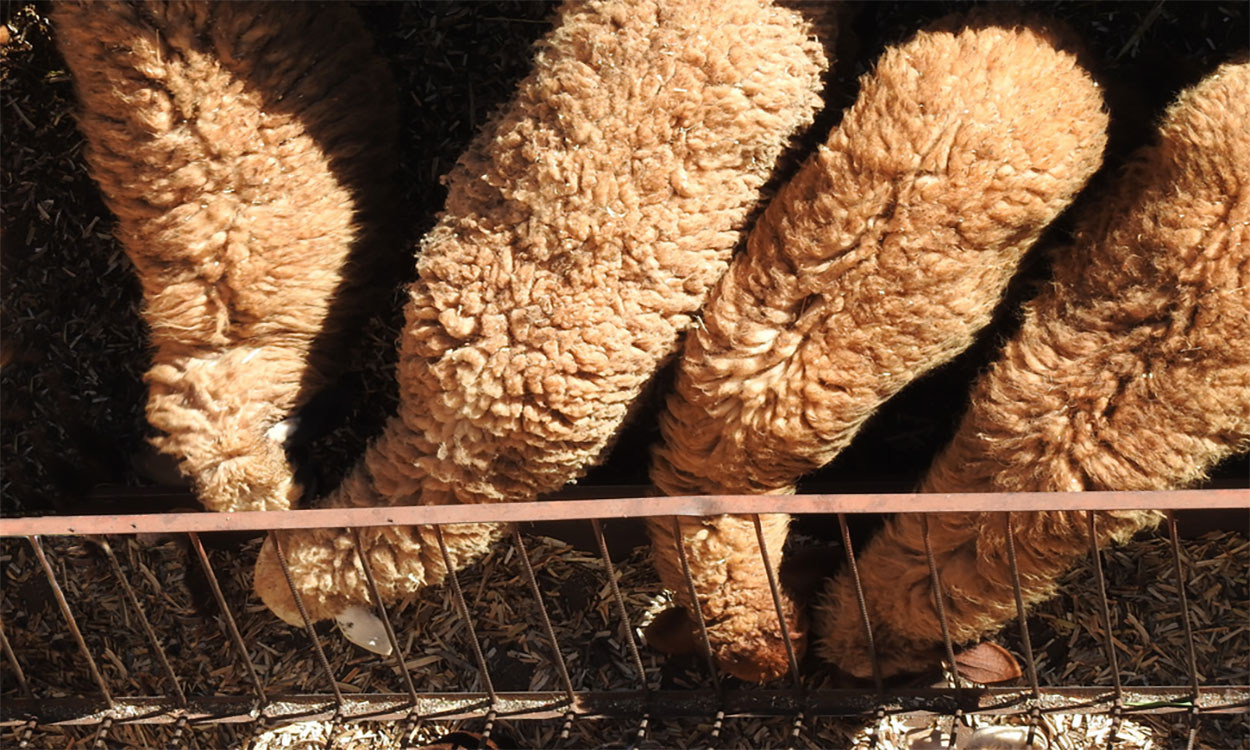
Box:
[53,1,398,513]
[648,16,1110,682]
[815,59,1250,679]
[254,0,829,626]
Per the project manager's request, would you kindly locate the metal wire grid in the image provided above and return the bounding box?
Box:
[1,489,1247,749]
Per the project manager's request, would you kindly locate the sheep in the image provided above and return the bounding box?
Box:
[52,1,399,513]
[251,0,829,635]
[646,16,1110,682]
[813,58,1250,680]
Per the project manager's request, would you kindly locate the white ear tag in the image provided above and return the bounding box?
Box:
[266,417,300,445]
[335,605,393,656]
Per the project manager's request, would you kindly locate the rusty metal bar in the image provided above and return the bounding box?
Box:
[592,517,651,747]
[836,513,883,695]
[510,527,577,715]
[91,716,113,749]
[186,532,268,706]
[4,489,1245,536]
[668,516,725,746]
[1003,514,1041,699]
[1165,512,1203,705]
[0,619,38,750]
[433,524,498,746]
[589,519,649,687]
[97,539,188,708]
[1003,513,1044,750]
[349,528,421,711]
[919,517,963,692]
[1086,514,1124,704]
[1166,511,1204,749]
[268,531,345,711]
[14,720,36,749]
[668,517,722,697]
[27,536,114,707]
[3,686,1245,726]
[433,525,498,704]
[0,619,32,699]
[750,514,802,690]
[629,716,649,749]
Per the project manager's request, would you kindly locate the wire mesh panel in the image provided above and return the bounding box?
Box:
[1,490,1247,749]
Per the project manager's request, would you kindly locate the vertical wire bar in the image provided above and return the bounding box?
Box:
[836,514,884,697]
[668,517,723,748]
[788,712,804,750]
[176,717,200,750]
[668,517,723,695]
[0,619,33,698]
[590,519,648,685]
[91,717,113,750]
[919,516,963,690]
[16,720,36,750]
[187,533,268,706]
[590,520,651,750]
[348,528,421,710]
[750,514,802,689]
[268,531,345,711]
[1165,512,1202,703]
[511,528,577,741]
[0,619,37,748]
[26,536,114,707]
[919,515,963,750]
[433,524,498,702]
[99,539,189,707]
[1003,513,1043,748]
[627,716,649,750]
[1166,512,1203,749]
[100,539,196,748]
[1003,514,1041,698]
[1085,513,1124,704]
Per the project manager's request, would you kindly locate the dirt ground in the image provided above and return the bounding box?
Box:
[1,1,1247,748]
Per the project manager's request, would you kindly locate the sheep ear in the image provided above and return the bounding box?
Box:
[335,605,393,656]
[951,641,1022,685]
[644,606,700,655]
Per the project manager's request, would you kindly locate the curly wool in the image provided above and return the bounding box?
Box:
[648,18,1109,682]
[815,59,1250,679]
[254,0,828,626]
[53,1,398,513]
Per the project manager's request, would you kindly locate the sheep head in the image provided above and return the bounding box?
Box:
[646,600,808,683]
[253,519,505,654]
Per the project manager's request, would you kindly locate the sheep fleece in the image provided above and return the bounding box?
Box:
[816,59,1250,679]
[54,1,397,512]
[649,19,1108,682]
[254,0,828,625]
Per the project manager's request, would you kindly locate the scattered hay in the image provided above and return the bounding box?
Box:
[2,528,1246,748]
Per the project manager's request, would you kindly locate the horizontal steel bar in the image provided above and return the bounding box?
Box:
[2,687,1245,726]
[1,489,1246,536]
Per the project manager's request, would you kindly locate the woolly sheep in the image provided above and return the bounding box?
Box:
[647,17,1109,682]
[251,0,828,636]
[814,58,1250,679]
[53,1,398,513]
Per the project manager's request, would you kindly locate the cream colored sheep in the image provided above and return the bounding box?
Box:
[252,0,829,632]
[814,58,1250,679]
[646,16,1109,682]
[53,1,398,513]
